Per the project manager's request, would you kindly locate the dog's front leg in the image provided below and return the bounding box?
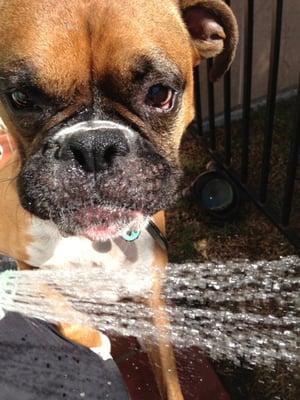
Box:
[141,213,184,400]
[44,289,111,359]
[18,261,111,359]
[56,322,111,359]
[142,259,184,400]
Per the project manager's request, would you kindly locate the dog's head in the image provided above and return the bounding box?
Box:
[0,0,238,240]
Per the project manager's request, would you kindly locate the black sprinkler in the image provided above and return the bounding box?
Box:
[189,166,240,221]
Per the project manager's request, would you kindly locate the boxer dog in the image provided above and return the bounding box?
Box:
[0,1,238,398]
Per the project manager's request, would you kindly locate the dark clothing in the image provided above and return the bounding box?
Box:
[0,312,130,400]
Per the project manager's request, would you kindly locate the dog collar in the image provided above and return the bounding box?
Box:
[122,220,168,251]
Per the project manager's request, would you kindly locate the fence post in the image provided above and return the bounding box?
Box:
[259,0,283,203]
[207,59,216,149]
[193,66,203,137]
[241,0,254,184]
[224,0,232,166]
[281,78,300,226]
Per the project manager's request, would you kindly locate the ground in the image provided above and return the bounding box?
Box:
[166,95,299,400]
[167,96,298,263]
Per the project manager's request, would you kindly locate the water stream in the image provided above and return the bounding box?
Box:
[0,255,298,370]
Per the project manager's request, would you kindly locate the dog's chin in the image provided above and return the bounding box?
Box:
[79,219,145,242]
[57,206,148,242]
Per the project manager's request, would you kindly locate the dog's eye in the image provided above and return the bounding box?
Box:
[146,85,175,111]
[9,90,35,110]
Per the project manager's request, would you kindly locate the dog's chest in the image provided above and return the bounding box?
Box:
[25,219,157,297]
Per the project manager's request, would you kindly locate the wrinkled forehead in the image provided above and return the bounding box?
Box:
[0,0,193,97]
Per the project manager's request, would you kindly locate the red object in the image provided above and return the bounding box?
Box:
[112,336,230,400]
[0,130,15,168]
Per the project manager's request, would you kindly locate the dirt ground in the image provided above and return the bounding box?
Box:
[167,96,298,263]
[166,96,299,400]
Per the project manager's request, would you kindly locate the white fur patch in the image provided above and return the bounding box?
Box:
[26,217,156,298]
[53,120,135,141]
[91,333,112,361]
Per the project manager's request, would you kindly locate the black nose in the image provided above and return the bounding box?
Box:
[51,130,130,172]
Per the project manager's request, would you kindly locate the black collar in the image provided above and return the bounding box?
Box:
[146,220,168,251]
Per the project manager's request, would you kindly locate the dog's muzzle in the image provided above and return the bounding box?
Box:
[17,118,181,238]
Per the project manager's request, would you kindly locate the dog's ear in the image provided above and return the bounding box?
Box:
[180,0,238,81]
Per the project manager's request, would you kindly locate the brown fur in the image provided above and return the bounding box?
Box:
[0,0,194,161]
[0,0,237,161]
[181,0,239,81]
[145,212,183,399]
[0,151,32,261]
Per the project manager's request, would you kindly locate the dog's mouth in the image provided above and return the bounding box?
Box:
[72,205,145,241]
[18,158,181,241]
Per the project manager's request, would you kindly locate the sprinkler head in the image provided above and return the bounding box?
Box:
[190,169,240,220]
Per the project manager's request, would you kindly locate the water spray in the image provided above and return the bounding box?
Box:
[0,256,299,369]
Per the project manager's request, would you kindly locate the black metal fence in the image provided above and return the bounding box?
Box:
[194,0,300,249]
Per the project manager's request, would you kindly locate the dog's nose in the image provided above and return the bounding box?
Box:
[52,130,130,172]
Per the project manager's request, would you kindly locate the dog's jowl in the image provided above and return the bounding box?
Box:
[0,1,238,399]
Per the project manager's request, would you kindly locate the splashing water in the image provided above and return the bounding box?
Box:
[0,256,299,369]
